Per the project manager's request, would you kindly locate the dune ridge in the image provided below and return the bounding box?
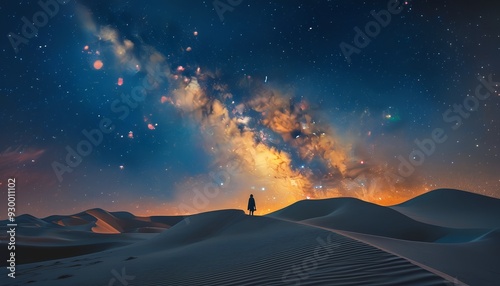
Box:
[267,189,500,285]
[2,189,498,285]
[391,188,500,228]
[42,208,185,233]
[6,210,454,286]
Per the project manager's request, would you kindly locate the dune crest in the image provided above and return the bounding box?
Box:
[392,188,500,228]
[3,189,498,285]
[85,209,123,234]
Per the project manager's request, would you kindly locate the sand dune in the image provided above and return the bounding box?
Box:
[391,188,500,228]
[12,214,51,227]
[337,229,500,286]
[268,198,451,241]
[5,210,453,286]
[43,208,185,233]
[268,189,500,285]
[2,189,497,285]
[0,210,185,266]
[86,208,123,233]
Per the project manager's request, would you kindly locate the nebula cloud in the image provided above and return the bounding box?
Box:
[76,5,426,214]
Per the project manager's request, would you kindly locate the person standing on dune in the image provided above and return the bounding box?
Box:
[247,194,256,216]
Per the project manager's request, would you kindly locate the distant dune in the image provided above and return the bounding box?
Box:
[391,188,500,228]
[269,189,500,285]
[268,197,452,241]
[43,208,185,233]
[0,209,185,266]
[2,189,499,285]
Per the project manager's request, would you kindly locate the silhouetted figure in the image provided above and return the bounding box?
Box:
[247,194,256,216]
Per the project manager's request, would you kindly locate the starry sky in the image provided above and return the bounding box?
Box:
[1,0,499,218]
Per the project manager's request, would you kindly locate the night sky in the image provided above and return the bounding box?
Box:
[1,0,499,218]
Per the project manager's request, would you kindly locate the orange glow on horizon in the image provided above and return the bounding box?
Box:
[124,188,420,218]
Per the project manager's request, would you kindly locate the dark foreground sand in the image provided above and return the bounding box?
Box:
[2,189,499,285]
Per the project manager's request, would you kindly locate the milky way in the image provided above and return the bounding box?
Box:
[1,0,498,218]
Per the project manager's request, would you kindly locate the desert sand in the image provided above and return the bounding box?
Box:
[1,189,499,285]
